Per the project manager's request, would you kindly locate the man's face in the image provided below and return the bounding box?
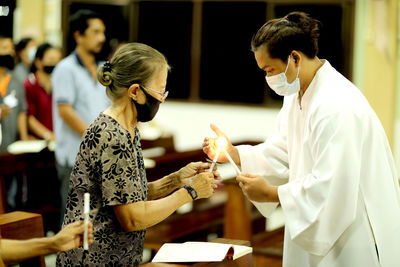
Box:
[254,48,297,83]
[76,18,106,54]
[0,37,14,56]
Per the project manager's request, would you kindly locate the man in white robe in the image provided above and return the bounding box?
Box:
[236,59,400,266]
[203,11,400,267]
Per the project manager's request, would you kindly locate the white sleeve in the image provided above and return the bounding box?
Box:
[278,109,363,256]
[237,108,289,217]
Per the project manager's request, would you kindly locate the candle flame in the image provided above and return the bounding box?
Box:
[216,137,227,148]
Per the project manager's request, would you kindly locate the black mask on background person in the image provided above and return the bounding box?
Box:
[133,88,160,122]
[0,54,15,69]
[43,65,56,74]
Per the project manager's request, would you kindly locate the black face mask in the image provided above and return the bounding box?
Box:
[43,65,56,74]
[133,88,160,122]
[0,54,15,69]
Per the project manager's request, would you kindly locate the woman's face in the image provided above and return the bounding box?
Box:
[20,40,37,66]
[254,48,298,83]
[39,48,62,71]
[142,66,168,103]
[0,37,14,56]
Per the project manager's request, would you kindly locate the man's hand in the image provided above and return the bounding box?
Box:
[236,173,279,202]
[51,220,94,252]
[203,124,240,165]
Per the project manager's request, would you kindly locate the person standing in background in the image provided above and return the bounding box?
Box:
[51,9,109,226]
[0,35,28,150]
[0,35,29,210]
[13,37,37,87]
[24,43,61,141]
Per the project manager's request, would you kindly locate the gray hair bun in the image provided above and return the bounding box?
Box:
[97,61,113,86]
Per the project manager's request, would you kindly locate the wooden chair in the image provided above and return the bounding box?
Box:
[0,211,46,267]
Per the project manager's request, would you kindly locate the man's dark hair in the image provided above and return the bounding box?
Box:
[251,11,321,61]
[69,9,103,36]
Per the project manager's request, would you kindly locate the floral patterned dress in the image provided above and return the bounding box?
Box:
[56,113,148,267]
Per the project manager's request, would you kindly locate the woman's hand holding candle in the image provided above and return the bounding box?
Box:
[178,161,221,186]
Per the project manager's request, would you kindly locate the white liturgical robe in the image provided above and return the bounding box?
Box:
[237,60,400,267]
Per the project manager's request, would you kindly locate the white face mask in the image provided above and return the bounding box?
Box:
[27,46,37,64]
[265,56,300,96]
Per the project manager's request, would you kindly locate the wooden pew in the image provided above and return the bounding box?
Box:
[145,188,226,251]
[0,138,283,265]
[0,152,29,213]
[144,142,267,253]
[0,150,58,214]
[0,211,46,267]
[0,149,60,237]
[141,133,176,154]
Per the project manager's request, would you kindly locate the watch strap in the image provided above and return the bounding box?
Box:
[183,185,198,200]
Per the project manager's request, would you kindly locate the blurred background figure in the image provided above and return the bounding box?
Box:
[24,43,61,141]
[0,35,28,151]
[51,9,109,227]
[0,34,28,210]
[13,37,38,88]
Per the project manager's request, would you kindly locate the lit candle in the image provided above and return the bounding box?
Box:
[83,193,90,250]
[208,147,221,172]
[208,137,225,172]
[221,147,241,175]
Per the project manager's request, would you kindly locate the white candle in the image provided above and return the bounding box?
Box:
[83,193,90,250]
[222,147,241,175]
[208,147,221,172]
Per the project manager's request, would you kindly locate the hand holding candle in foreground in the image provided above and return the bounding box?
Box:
[203,124,241,167]
[236,173,279,202]
[0,220,94,265]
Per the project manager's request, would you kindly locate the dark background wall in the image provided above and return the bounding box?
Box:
[62,0,355,106]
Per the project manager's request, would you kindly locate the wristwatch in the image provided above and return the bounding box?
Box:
[183,185,198,200]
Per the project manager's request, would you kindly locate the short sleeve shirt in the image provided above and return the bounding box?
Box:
[0,71,27,151]
[51,52,110,166]
[56,113,148,267]
[24,73,53,131]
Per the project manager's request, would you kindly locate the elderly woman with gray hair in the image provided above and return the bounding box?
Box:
[56,42,218,266]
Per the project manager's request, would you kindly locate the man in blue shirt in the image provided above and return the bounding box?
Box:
[52,10,110,225]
